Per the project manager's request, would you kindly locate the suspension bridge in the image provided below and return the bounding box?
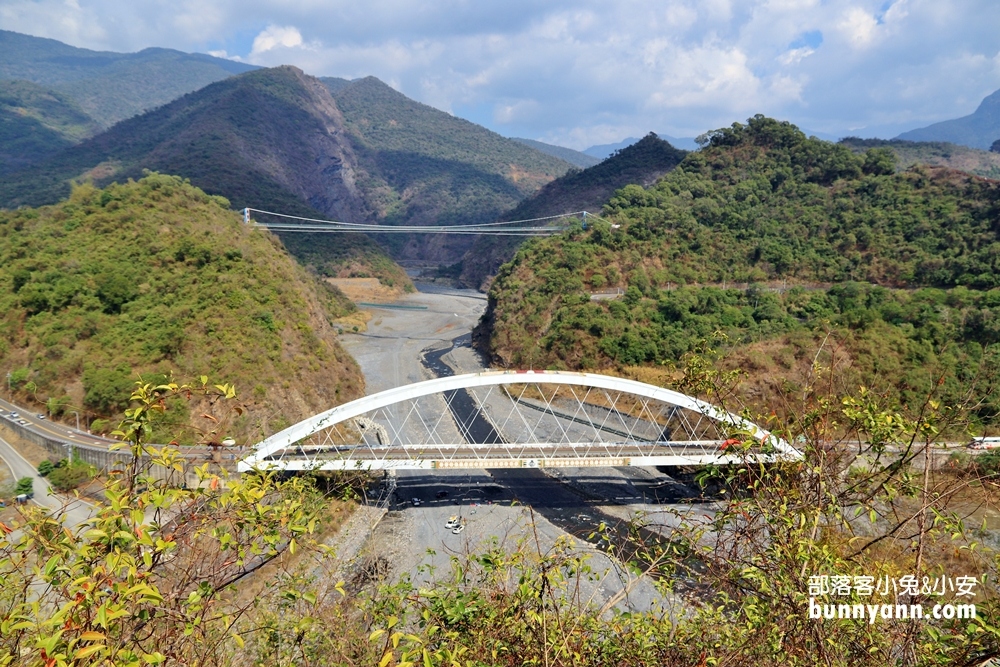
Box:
[238,370,800,472]
[243,208,598,236]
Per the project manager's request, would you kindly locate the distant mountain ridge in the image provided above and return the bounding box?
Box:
[0,66,415,287]
[584,134,699,158]
[510,138,600,168]
[0,66,574,275]
[897,88,1000,150]
[321,74,576,261]
[0,79,100,174]
[0,29,258,128]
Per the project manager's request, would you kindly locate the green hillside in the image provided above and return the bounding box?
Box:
[0,79,99,173]
[840,137,1000,180]
[0,66,411,289]
[0,174,364,438]
[0,30,257,128]
[479,116,1000,421]
[459,133,687,289]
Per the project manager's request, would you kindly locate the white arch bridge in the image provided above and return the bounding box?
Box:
[237,370,801,472]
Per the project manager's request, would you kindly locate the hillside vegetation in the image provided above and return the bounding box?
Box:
[0,79,99,174]
[459,133,688,289]
[0,174,364,438]
[479,116,1000,422]
[840,136,1000,180]
[0,29,257,128]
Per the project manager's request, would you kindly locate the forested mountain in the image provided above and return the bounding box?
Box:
[478,116,1000,421]
[458,133,688,290]
[839,137,1000,180]
[0,174,363,439]
[897,87,1000,150]
[0,30,257,129]
[0,79,100,174]
[0,66,573,282]
[321,76,575,261]
[0,66,414,286]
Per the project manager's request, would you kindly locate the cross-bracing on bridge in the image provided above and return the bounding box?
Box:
[238,370,800,472]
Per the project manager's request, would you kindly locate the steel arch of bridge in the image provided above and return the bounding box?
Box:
[237,370,800,472]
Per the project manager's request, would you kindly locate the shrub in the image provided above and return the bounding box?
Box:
[47,461,92,492]
[36,460,54,477]
[14,477,32,496]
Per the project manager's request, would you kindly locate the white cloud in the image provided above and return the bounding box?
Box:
[250,25,304,55]
[837,7,878,48]
[2,0,1000,146]
[779,47,814,65]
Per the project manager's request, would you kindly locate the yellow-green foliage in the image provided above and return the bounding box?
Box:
[480,116,1000,422]
[0,173,362,424]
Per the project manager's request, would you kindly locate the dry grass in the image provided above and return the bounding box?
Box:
[333,309,373,333]
[325,277,404,303]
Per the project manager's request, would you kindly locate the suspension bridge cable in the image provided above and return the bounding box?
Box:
[243,207,590,235]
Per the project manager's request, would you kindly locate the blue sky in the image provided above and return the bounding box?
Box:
[2,0,999,149]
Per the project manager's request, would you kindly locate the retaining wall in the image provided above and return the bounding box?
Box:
[0,420,229,486]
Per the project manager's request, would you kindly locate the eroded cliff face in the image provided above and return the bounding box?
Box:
[280,70,373,224]
[202,66,374,226]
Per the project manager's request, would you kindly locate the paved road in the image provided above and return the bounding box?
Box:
[0,396,117,450]
[0,431,96,527]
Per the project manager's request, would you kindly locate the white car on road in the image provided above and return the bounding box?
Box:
[967,437,1000,450]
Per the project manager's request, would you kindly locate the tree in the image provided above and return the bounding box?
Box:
[14,476,32,496]
[863,147,897,175]
[47,460,92,492]
[81,365,135,414]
